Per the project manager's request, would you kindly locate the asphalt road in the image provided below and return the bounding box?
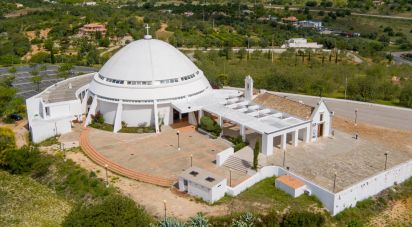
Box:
[272,92,412,131]
[391,51,412,66]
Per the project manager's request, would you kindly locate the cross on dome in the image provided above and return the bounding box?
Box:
[144,24,152,39]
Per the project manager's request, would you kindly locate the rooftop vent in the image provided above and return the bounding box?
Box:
[189,171,199,176]
[205,177,215,182]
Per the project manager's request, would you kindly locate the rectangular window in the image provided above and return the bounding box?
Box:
[320,113,324,121]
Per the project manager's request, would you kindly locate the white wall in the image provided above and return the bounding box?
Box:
[216,147,234,166]
[275,179,306,198]
[332,159,412,215]
[211,179,227,202]
[30,118,72,143]
[188,181,212,202]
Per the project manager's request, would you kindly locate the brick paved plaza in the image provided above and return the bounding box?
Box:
[88,125,249,186]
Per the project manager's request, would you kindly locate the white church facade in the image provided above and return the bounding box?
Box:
[26,33,332,155]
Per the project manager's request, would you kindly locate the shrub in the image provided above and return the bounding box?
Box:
[399,84,412,108]
[282,211,325,227]
[199,116,222,137]
[63,195,153,226]
[226,135,248,151]
[0,146,45,174]
[0,126,15,151]
[187,213,209,227]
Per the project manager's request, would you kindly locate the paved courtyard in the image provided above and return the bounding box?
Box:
[266,130,412,192]
[88,124,249,186]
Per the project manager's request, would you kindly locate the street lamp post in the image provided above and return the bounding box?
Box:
[384,152,388,170]
[354,109,358,126]
[163,200,167,221]
[333,172,337,192]
[229,169,232,187]
[104,164,109,188]
[190,154,193,167]
[176,130,180,151]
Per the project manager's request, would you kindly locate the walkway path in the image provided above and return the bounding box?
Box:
[79,128,175,187]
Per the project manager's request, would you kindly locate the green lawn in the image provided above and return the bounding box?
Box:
[0,170,72,226]
[220,177,322,213]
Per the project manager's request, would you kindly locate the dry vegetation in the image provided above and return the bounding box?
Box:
[0,170,71,226]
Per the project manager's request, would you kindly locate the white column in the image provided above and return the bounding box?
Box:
[240,125,246,142]
[153,100,160,133]
[292,130,299,147]
[218,115,223,127]
[305,126,311,143]
[198,110,204,124]
[81,90,89,114]
[179,113,182,120]
[188,112,197,125]
[261,134,273,156]
[113,101,123,133]
[280,133,287,150]
[84,95,97,127]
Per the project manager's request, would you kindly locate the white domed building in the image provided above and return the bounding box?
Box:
[85,35,212,132]
[26,33,331,156]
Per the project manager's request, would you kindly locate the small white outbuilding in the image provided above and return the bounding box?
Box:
[178,167,227,203]
[275,175,306,198]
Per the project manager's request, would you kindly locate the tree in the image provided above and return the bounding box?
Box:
[253,140,260,170]
[31,71,42,92]
[62,195,152,226]
[8,67,16,74]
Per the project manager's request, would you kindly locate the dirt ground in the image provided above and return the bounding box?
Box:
[333,116,412,153]
[0,120,28,148]
[64,150,229,220]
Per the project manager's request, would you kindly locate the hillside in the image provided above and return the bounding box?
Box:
[0,170,71,226]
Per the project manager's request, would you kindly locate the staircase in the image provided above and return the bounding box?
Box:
[223,156,253,174]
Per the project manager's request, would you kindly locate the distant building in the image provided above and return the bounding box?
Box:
[184,11,194,17]
[282,16,298,23]
[82,2,97,6]
[296,20,322,29]
[79,23,106,36]
[15,3,24,8]
[281,38,323,49]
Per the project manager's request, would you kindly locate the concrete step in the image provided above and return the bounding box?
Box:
[223,156,252,174]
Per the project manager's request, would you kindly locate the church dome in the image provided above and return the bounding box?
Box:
[88,37,211,102]
[99,38,199,82]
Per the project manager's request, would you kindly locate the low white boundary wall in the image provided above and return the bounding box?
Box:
[225,161,412,215]
[226,166,336,213]
[332,159,412,215]
[216,147,234,166]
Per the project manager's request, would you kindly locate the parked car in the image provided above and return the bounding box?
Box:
[8,113,23,121]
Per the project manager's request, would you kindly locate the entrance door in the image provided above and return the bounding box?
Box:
[318,124,324,137]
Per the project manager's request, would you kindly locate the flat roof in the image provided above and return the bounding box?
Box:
[40,74,93,103]
[172,89,308,134]
[276,175,305,189]
[179,166,225,189]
